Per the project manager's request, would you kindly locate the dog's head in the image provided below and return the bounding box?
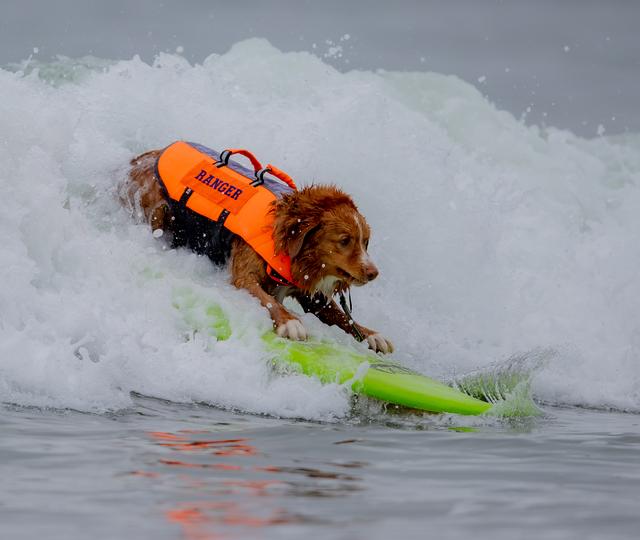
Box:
[272,185,378,296]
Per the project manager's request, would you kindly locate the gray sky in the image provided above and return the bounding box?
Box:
[2,0,638,136]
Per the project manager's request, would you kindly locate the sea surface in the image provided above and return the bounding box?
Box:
[1,9,640,539]
[2,400,640,540]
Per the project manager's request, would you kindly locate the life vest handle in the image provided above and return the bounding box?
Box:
[217,148,263,172]
[264,164,298,191]
[219,148,298,191]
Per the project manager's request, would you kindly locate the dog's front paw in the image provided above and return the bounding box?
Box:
[276,319,308,341]
[366,333,394,354]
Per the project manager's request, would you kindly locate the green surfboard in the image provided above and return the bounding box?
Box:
[172,289,492,415]
[263,334,492,415]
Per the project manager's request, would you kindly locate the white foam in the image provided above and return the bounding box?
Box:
[1,39,639,417]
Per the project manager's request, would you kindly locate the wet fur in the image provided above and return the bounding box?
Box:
[121,149,393,353]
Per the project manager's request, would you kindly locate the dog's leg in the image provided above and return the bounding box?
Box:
[293,293,393,354]
[230,241,307,340]
[243,280,307,340]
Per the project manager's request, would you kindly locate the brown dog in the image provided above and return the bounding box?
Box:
[121,147,393,353]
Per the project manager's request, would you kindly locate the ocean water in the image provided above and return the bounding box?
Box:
[2,400,640,540]
[1,40,640,539]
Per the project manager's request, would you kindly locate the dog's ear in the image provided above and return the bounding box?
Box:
[286,220,320,259]
[272,193,322,259]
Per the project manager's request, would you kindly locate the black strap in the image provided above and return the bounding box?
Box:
[339,291,365,342]
[251,167,270,187]
[217,208,230,225]
[216,150,231,168]
[179,187,194,206]
[266,265,294,287]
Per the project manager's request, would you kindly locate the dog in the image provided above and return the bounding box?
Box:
[121,144,393,354]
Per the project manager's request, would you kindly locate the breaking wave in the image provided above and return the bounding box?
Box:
[1,39,639,418]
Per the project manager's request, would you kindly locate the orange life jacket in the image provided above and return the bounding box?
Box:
[155,141,299,286]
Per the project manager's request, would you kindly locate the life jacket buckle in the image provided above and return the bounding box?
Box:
[216,149,232,168]
[252,167,270,187]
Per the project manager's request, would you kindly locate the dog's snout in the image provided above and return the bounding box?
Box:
[365,264,379,282]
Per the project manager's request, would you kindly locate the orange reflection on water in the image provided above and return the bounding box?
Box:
[149,432,257,457]
[149,431,184,441]
[165,503,223,540]
[128,470,160,478]
[222,479,282,497]
[144,430,295,540]
[165,500,296,540]
[159,459,243,471]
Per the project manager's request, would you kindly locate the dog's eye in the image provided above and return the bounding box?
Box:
[339,236,351,247]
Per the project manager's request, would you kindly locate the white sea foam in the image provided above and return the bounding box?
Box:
[1,39,639,417]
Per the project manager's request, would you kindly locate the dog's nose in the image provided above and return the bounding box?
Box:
[365,265,379,282]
